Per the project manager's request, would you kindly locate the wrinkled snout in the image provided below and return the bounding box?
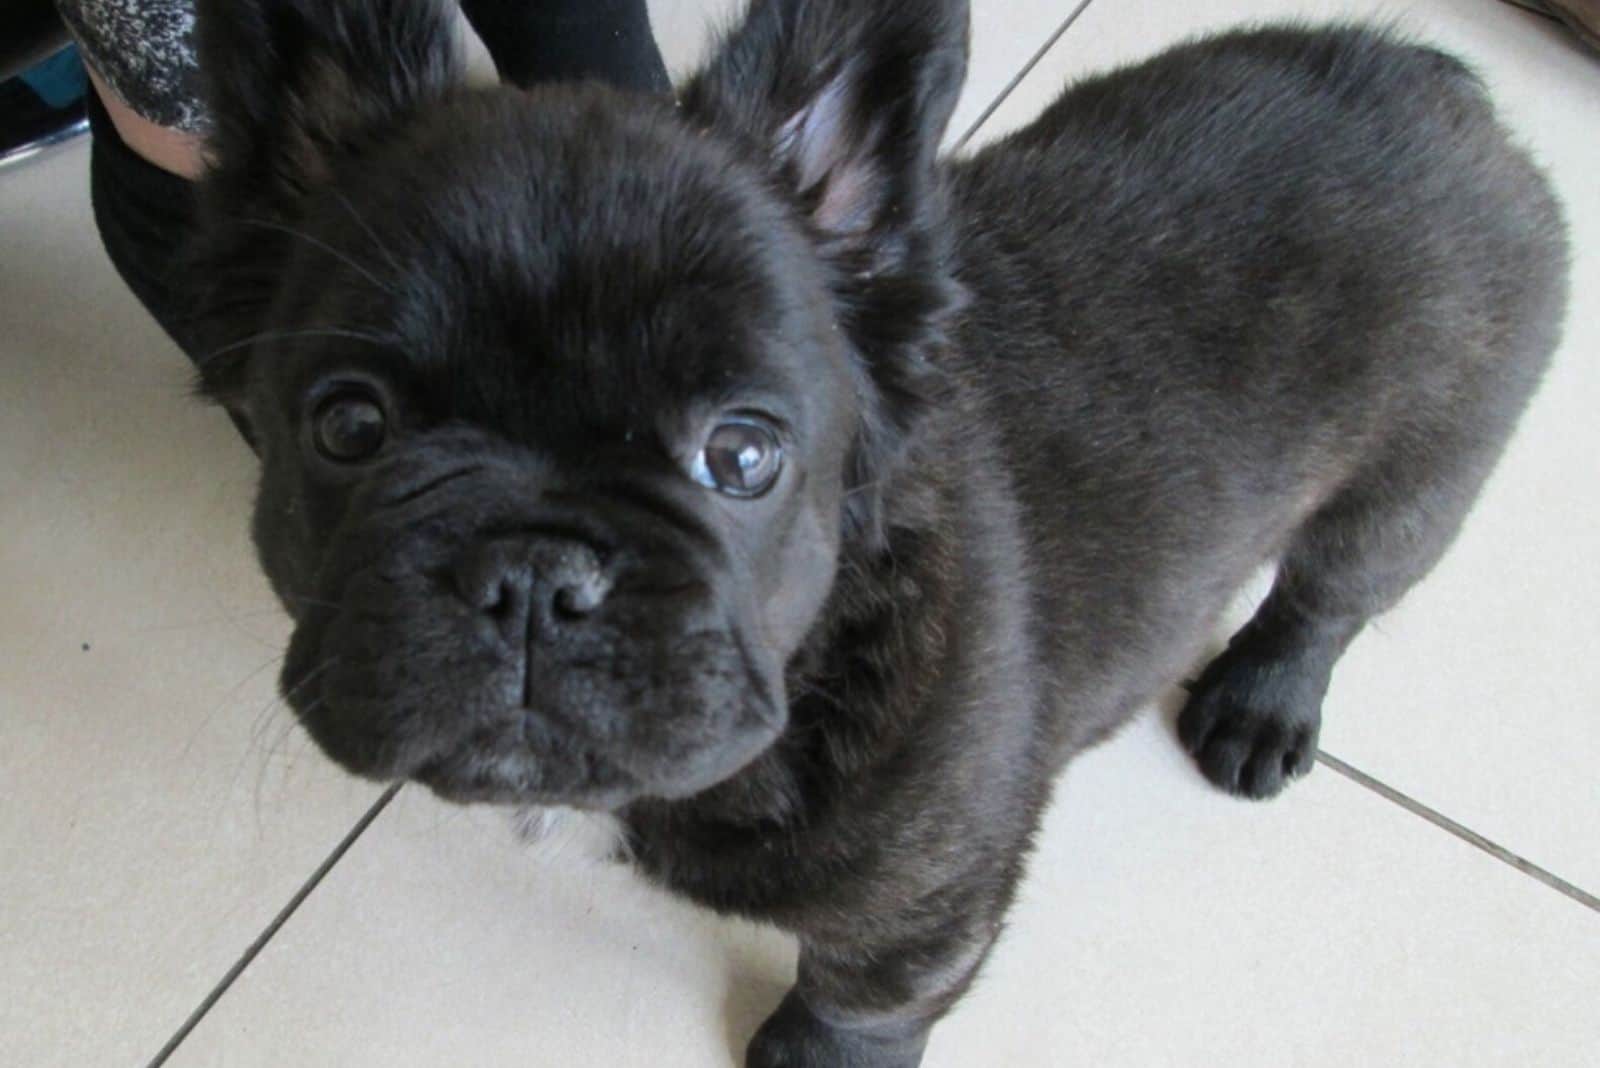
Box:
[277,442,787,809]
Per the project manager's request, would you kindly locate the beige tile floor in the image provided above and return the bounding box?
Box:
[1,1,1595,1065]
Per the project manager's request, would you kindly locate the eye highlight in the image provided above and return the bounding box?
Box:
[691,417,783,498]
[312,388,387,463]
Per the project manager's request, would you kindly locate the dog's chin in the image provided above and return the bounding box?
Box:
[406,697,785,809]
[408,702,783,809]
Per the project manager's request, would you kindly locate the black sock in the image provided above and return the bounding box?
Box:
[459,0,672,95]
[85,89,198,355]
[86,90,256,448]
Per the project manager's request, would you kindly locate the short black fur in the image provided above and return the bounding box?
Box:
[186,2,1568,1065]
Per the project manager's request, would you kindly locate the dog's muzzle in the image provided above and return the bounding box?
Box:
[278,443,787,809]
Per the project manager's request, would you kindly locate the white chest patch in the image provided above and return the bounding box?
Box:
[510,806,631,864]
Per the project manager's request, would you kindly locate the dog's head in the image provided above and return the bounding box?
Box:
[188,0,968,808]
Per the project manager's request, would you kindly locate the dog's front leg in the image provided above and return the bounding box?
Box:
[747,921,999,1068]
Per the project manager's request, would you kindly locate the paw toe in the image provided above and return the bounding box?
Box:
[1178,669,1320,801]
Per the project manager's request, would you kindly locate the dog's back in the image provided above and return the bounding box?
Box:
[943,25,1568,762]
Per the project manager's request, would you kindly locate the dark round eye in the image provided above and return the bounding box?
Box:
[691,418,783,498]
[312,390,387,463]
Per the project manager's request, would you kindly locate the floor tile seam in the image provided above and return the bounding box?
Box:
[1315,750,1599,915]
[142,782,406,1068]
[952,0,1099,153]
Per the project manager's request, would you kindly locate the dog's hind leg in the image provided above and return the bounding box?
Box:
[1178,409,1532,800]
[1169,34,1571,801]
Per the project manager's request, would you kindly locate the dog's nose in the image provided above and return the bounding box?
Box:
[452,537,611,636]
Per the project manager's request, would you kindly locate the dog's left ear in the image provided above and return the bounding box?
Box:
[683,0,968,236]
[682,0,970,538]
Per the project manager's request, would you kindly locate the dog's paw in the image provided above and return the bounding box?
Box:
[1178,648,1323,800]
[747,992,928,1068]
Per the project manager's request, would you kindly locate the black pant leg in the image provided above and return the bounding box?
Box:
[459,0,672,94]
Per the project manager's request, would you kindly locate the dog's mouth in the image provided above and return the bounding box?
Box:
[278,559,787,809]
[283,647,786,809]
[408,693,782,809]
[413,730,643,810]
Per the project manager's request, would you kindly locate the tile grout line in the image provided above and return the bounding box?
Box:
[952,0,1098,154]
[144,782,405,1068]
[1315,751,1599,915]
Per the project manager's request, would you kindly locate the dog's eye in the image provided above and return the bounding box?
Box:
[312,390,387,463]
[691,419,783,498]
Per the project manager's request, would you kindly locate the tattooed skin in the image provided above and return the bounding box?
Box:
[58,0,207,131]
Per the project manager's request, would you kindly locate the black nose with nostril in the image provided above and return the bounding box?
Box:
[451,537,611,636]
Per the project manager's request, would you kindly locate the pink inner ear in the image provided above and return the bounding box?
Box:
[777,71,882,236]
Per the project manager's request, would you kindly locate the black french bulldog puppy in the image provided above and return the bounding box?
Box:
[185,1,1568,1064]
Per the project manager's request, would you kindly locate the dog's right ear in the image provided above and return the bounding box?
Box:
[188,0,459,426]
[195,0,460,204]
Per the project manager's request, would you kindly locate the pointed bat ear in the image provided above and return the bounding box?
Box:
[186,0,460,414]
[682,0,967,260]
[681,1,971,543]
[195,0,461,203]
